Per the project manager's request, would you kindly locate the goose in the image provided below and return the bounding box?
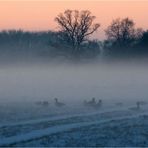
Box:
[42,101,49,106]
[138,101,147,105]
[54,98,65,107]
[84,97,96,106]
[129,101,141,111]
[94,99,102,109]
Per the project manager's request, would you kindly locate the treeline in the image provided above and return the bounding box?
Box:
[0,30,100,62]
[0,10,148,62]
[104,18,148,59]
[104,30,148,59]
[0,29,147,61]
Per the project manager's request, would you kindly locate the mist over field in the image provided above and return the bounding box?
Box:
[0,61,148,112]
[0,60,148,146]
[0,62,148,103]
[0,5,148,147]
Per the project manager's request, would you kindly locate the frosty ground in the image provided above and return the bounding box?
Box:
[0,101,148,147]
[0,64,148,146]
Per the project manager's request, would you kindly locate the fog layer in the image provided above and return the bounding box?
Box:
[0,63,147,104]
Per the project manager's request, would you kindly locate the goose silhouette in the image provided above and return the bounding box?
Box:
[84,97,96,107]
[54,98,65,107]
[42,101,49,106]
[84,98,102,109]
[94,99,102,109]
[129,101,141,111]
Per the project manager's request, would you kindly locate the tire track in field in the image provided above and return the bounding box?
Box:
[0,112,148,146]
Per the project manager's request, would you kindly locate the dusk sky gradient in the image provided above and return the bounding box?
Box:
[0,0,148,39]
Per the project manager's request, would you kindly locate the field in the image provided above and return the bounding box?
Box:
[0,100,148,147]
[0,64,148,146]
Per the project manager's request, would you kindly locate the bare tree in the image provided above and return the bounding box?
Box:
[55,10,100,56]
[105,18,142,47]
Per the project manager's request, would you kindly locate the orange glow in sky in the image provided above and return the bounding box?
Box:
[0,1,148,39]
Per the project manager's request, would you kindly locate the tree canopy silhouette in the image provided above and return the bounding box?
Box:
[55,10,100,56]
[105,18,142,47]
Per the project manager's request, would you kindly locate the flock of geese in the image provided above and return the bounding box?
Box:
[36,98,65,107]
[36,97,102,109]
[36,98,147,110]
[83,97,102,108]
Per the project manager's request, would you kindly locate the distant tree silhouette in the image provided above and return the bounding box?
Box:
[0,29,101,61]
[55,10,100,56]
[105,18,142,47]
[104,18,143,58]
[138,31,148,48]
[80,40,101,58]
[1,16,148,62]
[133,30,148,55]
[0,30,58,61]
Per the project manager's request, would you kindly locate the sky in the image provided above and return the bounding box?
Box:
[0,0,148,39]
